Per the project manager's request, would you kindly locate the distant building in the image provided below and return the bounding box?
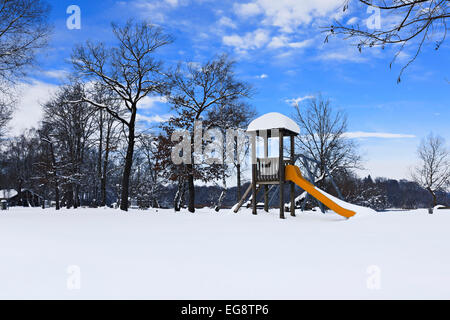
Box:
[0,189,18,202]
[0,189,44,207]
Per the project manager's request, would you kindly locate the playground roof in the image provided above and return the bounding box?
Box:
[247,112,300,136]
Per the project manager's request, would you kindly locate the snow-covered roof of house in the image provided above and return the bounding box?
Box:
[247,112,300,135]
[0,189,18,199]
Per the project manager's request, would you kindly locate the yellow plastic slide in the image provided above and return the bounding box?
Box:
[285,165,356,218]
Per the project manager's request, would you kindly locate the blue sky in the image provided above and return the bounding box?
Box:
[10,0,450,179]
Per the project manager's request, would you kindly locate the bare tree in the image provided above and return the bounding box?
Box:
[156,117,188,212]
[4,129,39,205]
[0,0,51,85]
[136,133,162,208]
[98,110,121,207]
[167,55,253,213]
[292,95,362,189]
[42,82,97,208]
[0,100,12,139]
[325,0,450,82]
[0,0,51,137]
[206,101,255,210]
[71,20,172,211]
[88,83,122,207]
[36,123,61,210]
[157,112,221,212]
[412,133,450,210]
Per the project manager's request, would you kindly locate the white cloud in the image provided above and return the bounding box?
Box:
[289,39,314,48]
[315,47,367,62]
[186,61,202,71]
[234,2,262,17]
[7,79,58,137]
[218,16,237,29]
[285,95,314,105]
[137,113,172,123]
[268,35,313,49]
[165,0,179,7]
[122,0,187,22]
[42,69,69,80]
[267,35,288,49]
[346,16,358,25]
[222,29,270,51]
[343,132,416,139]
[235,0,343,33]
[258,74,268,79]
[223,29,313,53]
[139,96,168,110]
[394,51,410,63]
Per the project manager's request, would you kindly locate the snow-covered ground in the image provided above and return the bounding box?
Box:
[0,207,449,299]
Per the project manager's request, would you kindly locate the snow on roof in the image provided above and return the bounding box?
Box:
[247,112,300,134]
[0,189,18,199]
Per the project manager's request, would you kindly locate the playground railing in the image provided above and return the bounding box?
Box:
[256,157,279,182]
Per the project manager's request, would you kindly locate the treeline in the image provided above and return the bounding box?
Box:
[0,79,254,210]
[1,89,449,210]
[180,174,450,211]
[0,20,256,211]
[331,174,450,210]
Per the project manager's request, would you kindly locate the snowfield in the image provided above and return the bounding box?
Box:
[0,207,449,300]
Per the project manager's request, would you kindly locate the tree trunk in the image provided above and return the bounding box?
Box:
[66,186,73,209]
[97,109,103,206]
[101,123,112,207]
[174,177,184,212]
[48,140,60,210]
[55,185,60,210]
[180,180,186,208]
[187,164,195,213]
[236,163,241,202]
[427,187,437,211]
[17,179,23,207]
[100,175,107,207]
[120,138,135,211]
[120,112,136,211]
[215,169,227,212]
[73,185,80,209]
[187,122,198,213]
[100,161,108,207]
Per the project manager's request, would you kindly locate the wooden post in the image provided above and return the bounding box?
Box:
[233,184,252,213]
[264,134,269,212]
[264,186,269,212]
[279,129,285,219]
[251,133,257,215]
[252,164,257,215]
[290,135,296,217]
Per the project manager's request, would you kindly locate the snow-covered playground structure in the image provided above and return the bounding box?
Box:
[234,112,362,219]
